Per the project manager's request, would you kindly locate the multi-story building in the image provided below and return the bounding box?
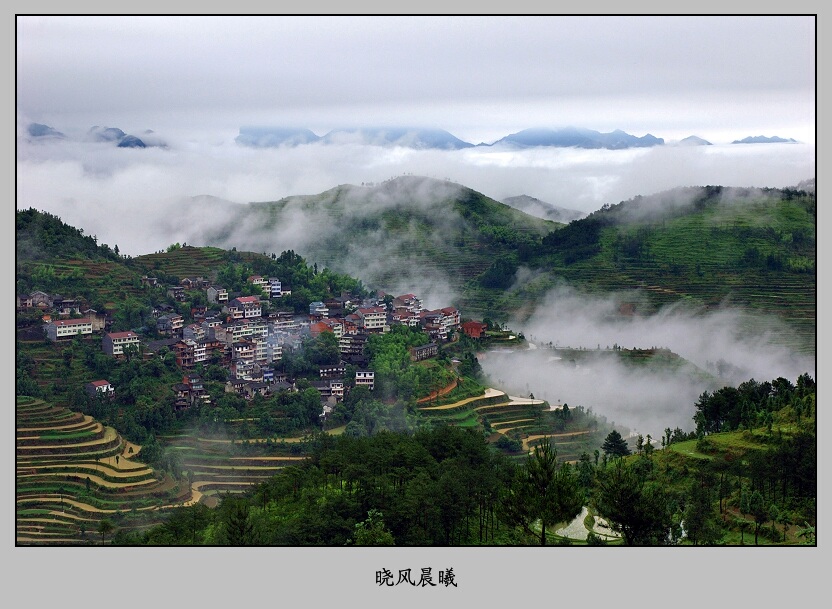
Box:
[268,278,283,299]
[227,296,262,320]
[309,301,328,319]
[355,370,375,391]
[247,275,270,293]
[356,306,387,332]
[206,285,229,305]
[45,318,93,341]
[157,313,184,336]
[183,323,207,342]
[102,331,142,357]
[173,339,207,369]
[410,343,438,362]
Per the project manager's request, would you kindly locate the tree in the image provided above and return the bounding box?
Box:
[594,458,674,546]
[502,438,584,545]
[601,429,631,458]
[683,477,723,545]
[778,509,793,543]
[351,509,395,546]
[222,498,255,545]
[98,519,115,544]
[741,490,768,545]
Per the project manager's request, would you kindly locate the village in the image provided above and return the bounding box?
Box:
[19,273,492,421]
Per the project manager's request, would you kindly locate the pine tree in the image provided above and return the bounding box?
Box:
[602,429,632,458]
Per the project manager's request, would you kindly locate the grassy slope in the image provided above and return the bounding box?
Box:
[530,187,816,353]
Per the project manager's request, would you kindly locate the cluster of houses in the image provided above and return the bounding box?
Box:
[20,273,491,418]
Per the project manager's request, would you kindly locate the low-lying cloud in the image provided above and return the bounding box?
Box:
[16,129,814,257]
[16,130,815,438]
[479,285,815,440]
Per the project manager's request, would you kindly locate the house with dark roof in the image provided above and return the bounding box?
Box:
[410,343,438,362]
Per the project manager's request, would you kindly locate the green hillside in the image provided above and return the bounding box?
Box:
[532,185,816,352]
[199,175,560,303]
[16,207,816,546]
[191,177,814,354]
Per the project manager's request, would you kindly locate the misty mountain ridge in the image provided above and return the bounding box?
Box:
[235,126,474,150]
[732,135,799,144]
[676,135,712,146]
[87,125,170,148]
[21,122,167,148]
[23,121,803,150]
[25,123,66,141]
[501,195,587,223]
[194,174,557,309]
[177,175,814,360]
[485,127,664,149]
[234,125,664,150]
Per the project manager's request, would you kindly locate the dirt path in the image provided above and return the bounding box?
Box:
[17,471,158,489]
[17,426,118,450]
[419,387,505,411]
[17,462,152,478]
[521,431,590,452]
[505,395,546,406]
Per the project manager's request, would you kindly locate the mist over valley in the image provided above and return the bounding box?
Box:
[15,127,816,443]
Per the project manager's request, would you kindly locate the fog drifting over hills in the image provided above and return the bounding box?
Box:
[16,132,816,440]
[16,131,814,257]
[479,285,815,441]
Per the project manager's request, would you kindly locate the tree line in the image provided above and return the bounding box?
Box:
[113,371,815,547]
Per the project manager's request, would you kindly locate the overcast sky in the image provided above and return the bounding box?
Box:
[15,14,817,251]
[17,15,815,144]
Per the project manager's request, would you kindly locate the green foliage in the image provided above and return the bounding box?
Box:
[365,325,454,401]
[351,509,396,546]
[502,438,584,545]
[601,429,631,458]
[593,458,675,546]
[478,255,519,289]
[17,208,123,263]
[693,374,812,435]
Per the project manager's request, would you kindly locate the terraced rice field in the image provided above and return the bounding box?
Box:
[132,246,227,280]
[418,388,602,461]
[16,397,190,545]
[159,431,305,504]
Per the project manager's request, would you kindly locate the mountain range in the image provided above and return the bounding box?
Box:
[24,121,801,151]
[23,124,167,148]
[731,135,799,144]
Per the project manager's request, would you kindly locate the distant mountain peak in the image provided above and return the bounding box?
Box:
[26,123,66,140]
[677,135,712,146]
[235,127,321,148]
[321,127,474,150]
[732,135,798,144]
[85,125,168,148]
[488,127,664,150]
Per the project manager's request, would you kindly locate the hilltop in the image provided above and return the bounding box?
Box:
[197,175,559,309]
[190,176,815,354]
